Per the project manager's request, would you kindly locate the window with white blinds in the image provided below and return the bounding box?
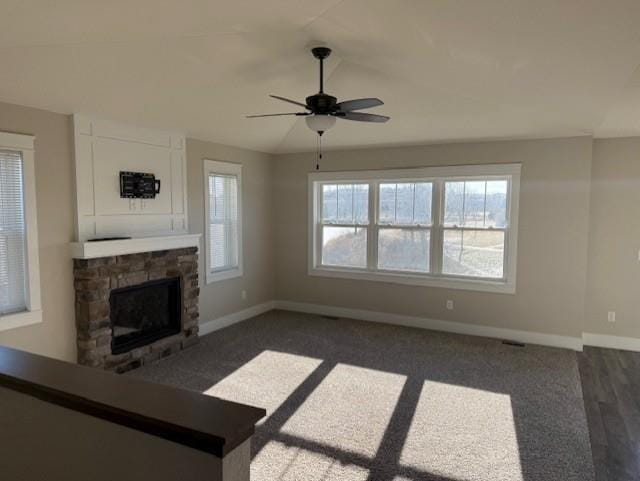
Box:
[0,131,41,331]
[204,160,242,283]
[0,149,27,315]
[209,174,238,270]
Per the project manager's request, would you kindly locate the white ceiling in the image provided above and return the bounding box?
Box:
[2,0,640,153]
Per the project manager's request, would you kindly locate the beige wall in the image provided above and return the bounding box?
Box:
[0,101,76,361]
[274,137,593,338]
[186,138,275,323]
[1,97,638,359]
[585,138,640,338]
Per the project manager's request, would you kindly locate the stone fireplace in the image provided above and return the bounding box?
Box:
[73,247,199,372]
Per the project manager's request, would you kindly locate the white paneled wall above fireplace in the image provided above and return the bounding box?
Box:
[73,115,188,241]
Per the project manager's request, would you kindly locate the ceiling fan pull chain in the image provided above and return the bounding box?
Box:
[316,131,324,170]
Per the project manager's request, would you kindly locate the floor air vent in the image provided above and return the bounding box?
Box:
[502,340,526,347]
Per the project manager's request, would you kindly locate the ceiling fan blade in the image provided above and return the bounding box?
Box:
[339,112,390,123]
[336,98,384,112]
[270,95,309,109]
[246,112,308,118]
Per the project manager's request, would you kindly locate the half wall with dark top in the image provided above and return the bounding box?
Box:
[0,345,265,481]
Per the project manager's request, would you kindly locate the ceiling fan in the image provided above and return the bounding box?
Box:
[247,47,390,135]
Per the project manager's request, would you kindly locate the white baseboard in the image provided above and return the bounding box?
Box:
[273,300,584,351]
[196,300,640,353]
[199,301,276,336]
[582,332,640,352]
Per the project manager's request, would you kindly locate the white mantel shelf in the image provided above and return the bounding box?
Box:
[70,234,201,259]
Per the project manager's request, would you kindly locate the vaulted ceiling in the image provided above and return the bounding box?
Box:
[2,0,640,153]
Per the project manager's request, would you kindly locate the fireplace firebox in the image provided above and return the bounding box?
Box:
[110,277,182,354]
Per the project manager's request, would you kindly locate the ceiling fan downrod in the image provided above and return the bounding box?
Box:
[311,47,331,94]
[310,48,331,170]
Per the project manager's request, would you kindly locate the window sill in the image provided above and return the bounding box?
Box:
[206,268,243,285]
[308,267,516,294]
[0,309,43,332]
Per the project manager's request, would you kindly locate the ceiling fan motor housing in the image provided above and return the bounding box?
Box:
[306,93,338,114]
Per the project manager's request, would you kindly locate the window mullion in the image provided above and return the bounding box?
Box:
[368,180,378,271]
[483,181,488,228]
[431,180,443,275]
[502,179,512,279]
[316,184,323,267]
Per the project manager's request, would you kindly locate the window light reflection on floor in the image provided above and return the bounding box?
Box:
[281,363,407,458]
[203,350,322,422]
[400,381,523,481]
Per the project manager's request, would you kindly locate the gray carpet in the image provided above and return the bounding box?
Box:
[128,310,595,481]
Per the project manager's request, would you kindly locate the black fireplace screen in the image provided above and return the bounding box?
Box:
[110,277,181,354]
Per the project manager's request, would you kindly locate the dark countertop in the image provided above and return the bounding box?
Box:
[0,345,266,457]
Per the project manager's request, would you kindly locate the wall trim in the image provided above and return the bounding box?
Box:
[199,301,276,336]
[197,300,640,354]
[273,300,584,351]
[582,332,640,352]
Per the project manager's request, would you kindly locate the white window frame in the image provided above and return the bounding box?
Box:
[309,163,521,294]
[0,131,42,331]
[377,181,433,273]
[317,183,370,269]
[203,159,243,284]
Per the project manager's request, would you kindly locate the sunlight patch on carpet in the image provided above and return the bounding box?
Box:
[400,381,523,481]
[281,363,407,458]
[253,440,370,481]
[203,350,322,421]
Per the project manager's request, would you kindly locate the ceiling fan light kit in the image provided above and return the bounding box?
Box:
[247,46,390,169]
[305,114,336,132]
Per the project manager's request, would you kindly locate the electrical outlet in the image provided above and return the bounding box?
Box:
[607,311,616,323]
[446,300,454,310]
[241,290,247,300]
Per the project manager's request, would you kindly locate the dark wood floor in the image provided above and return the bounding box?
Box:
[578,346,640,481]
